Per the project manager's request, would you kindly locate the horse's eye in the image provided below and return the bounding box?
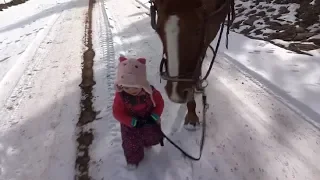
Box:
[195,28,201,35]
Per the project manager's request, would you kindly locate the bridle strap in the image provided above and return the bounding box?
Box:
[200,0,234,82]
[201,17,225,81]
[158,0,235,89]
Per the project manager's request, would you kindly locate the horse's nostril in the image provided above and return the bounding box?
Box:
[183,88,194,100]
[183,89,191,98]
[183,90,188,99]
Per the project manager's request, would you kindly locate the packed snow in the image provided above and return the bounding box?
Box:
[0,0,320,179]
[0,0,87,179]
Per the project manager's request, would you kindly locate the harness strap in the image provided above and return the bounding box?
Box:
[148,0,234,161]
[201,22,224,81]
[201,0,235,81]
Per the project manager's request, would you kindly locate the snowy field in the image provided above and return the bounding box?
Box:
[0,0,319,179]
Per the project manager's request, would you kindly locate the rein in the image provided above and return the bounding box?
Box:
[159,92,209,161]
[156,0,235,90]
[148,0,235,160]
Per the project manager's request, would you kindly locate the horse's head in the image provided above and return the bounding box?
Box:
[153,0,234,103]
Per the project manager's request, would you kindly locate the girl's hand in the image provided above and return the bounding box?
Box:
[145,115,160,125]
[131,118,145,128]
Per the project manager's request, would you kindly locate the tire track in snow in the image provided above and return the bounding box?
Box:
[0,13,61,110]
[75,0,96,179]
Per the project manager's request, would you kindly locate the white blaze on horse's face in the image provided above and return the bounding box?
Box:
[164,15,182,103]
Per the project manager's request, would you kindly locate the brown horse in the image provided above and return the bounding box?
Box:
[150,0,235,130]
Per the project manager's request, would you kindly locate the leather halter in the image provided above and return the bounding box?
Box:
[154,0,235,91]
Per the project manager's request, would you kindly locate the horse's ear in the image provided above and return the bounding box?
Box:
[119,56,127,62]
[137,58,146,64]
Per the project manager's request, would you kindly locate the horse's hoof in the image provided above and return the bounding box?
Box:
[184,122,201,131]
[184,112,200,131]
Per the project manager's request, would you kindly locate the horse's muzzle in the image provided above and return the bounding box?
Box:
[165,85,194,104]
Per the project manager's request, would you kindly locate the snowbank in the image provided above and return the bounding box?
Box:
[232,0,320,53]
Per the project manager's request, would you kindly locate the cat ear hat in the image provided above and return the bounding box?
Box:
[114,55,156,106]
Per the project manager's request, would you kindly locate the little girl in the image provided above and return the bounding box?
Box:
[112,55,165,169]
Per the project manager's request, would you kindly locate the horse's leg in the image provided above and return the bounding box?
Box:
[184,98,200,130]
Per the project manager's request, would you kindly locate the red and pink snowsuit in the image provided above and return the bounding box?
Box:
[112,87,164,165]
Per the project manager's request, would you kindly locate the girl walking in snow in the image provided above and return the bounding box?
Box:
[112,55,165,169]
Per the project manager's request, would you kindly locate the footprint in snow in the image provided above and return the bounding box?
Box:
[266,49,275,53]
[0,56,10,62]
[289,64,298,67]
[258,42,267,47]
[6,106,13,110]
[248,50,260,54]
[33,28,43,33]
[172,127,178,133]
[291,69,299,72]
[50,121,60,129]
[249,168,255,173]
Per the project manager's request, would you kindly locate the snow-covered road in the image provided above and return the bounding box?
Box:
[90,0,320,180]
[0,0,87,179]
[0,0,319,179]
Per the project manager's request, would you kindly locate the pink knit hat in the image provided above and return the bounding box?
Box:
[115,55,156,106]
